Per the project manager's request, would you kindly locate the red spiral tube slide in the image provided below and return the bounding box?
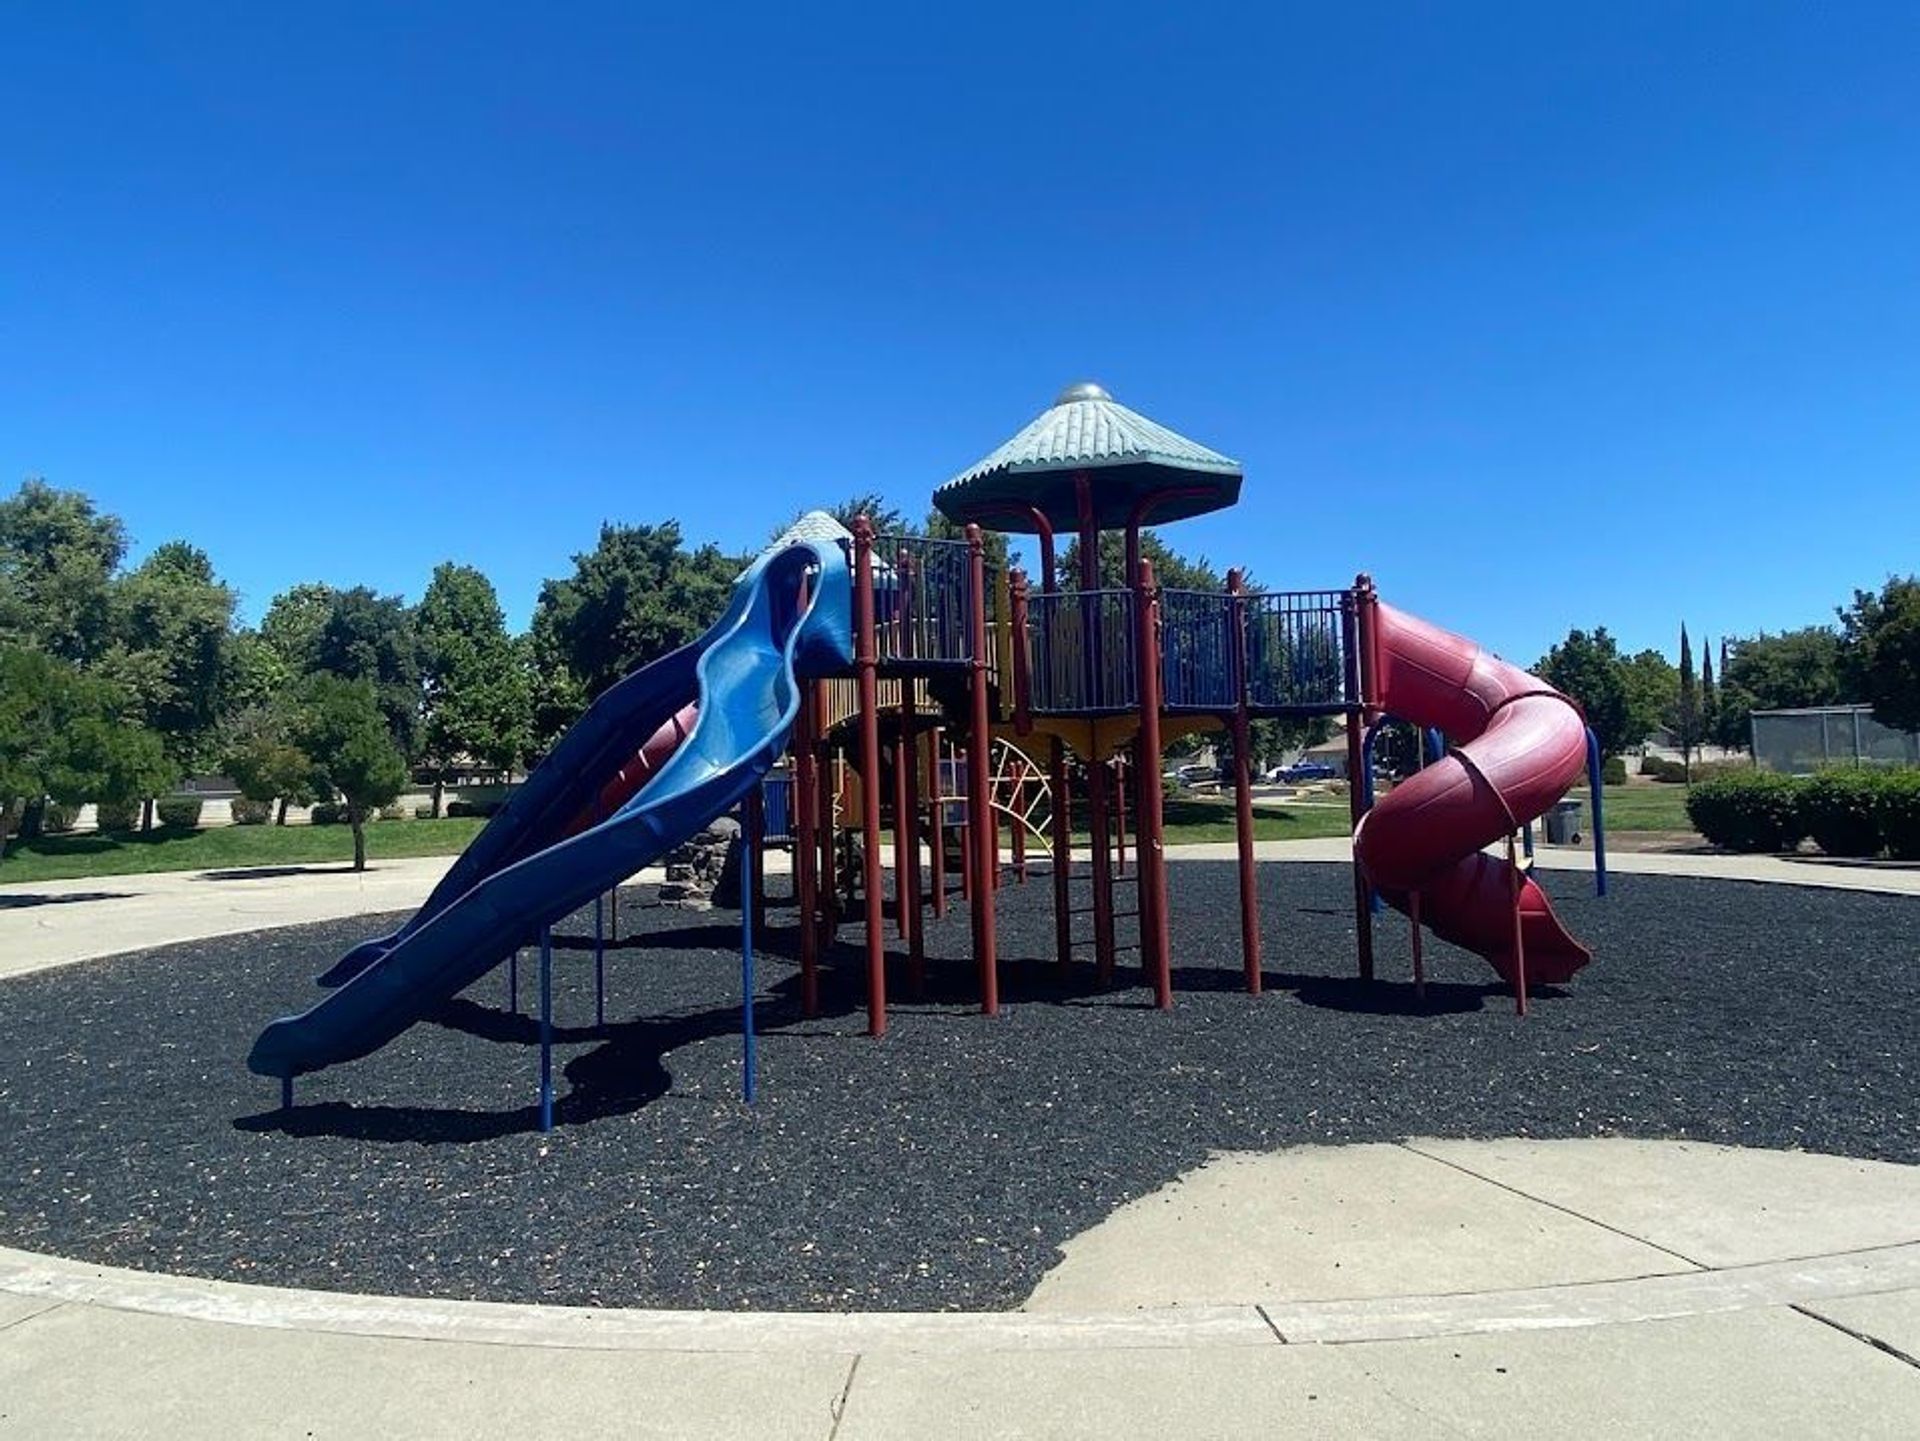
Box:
[1352,602,1592,987]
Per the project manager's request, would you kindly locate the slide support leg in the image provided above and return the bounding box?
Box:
[538,926,554,1133]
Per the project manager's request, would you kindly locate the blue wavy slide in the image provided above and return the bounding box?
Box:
[248,535,853,1081]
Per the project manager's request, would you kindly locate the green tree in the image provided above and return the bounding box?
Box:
[0,478,128,664]
[528,521,740,744]
[1838,576,1920,734]
[1056,529,1222,591]
[1672,625,1699,775]
[260,582,337,677]
[311,587,421,757]
[101,542,238,801]
[1714,628,1845,750]
[294,675,408,871]
[1621,649,1678,752]
[416,562,531,815]
[1700,643,1718,751]
[1535,627,1636,758]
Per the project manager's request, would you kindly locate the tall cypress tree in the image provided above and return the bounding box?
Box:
[1700,641,1718,757]
[1677,625,1698,777]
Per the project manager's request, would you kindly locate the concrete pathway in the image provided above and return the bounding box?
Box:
[2,1139,1917,1437]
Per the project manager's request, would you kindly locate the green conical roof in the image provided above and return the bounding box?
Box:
[934,382,1242,534]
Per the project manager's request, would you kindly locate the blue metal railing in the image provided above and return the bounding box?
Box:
[1243,590,1350,713]
[1160,589,1238,711]
[1026,589,1139,713]
[874,533,975,667]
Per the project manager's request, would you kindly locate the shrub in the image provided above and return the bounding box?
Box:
[414,804,435,820]
[1875,770,1920,861]
[40,803,79,834]
[1601,756,1627,786]
[309,802,346,826]
[377,803,410,822]
[446,799,504,819]
[94,800,140,833]
[1800,771,1884,858]
[1685,772,1806,852]
[155,797,204,830]
[230,797,271,826]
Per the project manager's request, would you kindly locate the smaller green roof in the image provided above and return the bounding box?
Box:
[934,382,1242,534]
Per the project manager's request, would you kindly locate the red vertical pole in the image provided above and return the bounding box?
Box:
[1088,757,1116,983]
[900,695,925,994]
[1115,752,1128,876]
[1009,764,1028,882]
[1344,578,1376,983]
[1050,736,1072,973]
[816,689,837,943]
[965,524,999,1014]
[854,518,888,1038]
[1228,570,1261,994]
[1135,558,1172,1009]
[890,735,912,939]
[1409,889,1426,1001]
[794,682,820,1017]
[927,724,947,917]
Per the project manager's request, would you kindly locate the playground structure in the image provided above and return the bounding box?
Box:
[249,382,1607,1124]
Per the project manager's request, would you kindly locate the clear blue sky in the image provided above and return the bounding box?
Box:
[6,3,1917,664]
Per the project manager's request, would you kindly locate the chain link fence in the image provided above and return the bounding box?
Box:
[1751,706,1919,774]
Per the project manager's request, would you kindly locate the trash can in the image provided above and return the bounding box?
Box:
[1543,797,1584,845]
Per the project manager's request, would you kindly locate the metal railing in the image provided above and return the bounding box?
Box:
[1025,589,1139,713]
[1159,589,1238,711]
[1242,590,1349,713]
[872,533,975,667]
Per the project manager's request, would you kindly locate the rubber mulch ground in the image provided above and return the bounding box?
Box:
[0,861,1913,1312]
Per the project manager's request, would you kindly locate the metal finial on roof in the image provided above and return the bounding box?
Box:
[1054,380,1112,405]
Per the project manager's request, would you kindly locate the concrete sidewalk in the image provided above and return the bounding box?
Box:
[2,1138,1916,1437]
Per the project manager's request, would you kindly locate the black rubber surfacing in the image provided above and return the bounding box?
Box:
[0,862,1913,1311]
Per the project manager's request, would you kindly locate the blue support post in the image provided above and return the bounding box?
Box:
[741,822,757,1105]
[1585,727,1609,897]
[594,894,606,1027]
[280,1075,293,1110]
[508,948,519,1015]
[1423,727,1446,764]
[538,926,554,1133]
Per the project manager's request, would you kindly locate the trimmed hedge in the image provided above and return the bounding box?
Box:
[1877,770,1920,861]
[1800,771,1883,858]
[40,803,79,834]
[94,801,140,833]
[1685,772,1808,853]
[1601,756,1628,786]
[1686,767,1920,857]
[1640,755,1688,782]
[155,797,204,830]
[230,798,272,826]
[377,803,411,822]
[309,802,346,826]
[446,799,505,819]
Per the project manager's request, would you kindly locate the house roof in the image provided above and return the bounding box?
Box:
[933,382,1242,534]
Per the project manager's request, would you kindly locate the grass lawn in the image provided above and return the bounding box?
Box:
[0,817,487,886]
[1128,792,1355,846]
[1566,783,1693,831]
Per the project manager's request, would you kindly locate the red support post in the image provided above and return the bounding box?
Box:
[1135,557,1172,1009]
[853,518,888,1038]
[794,681,821,1017]
[965,524,999,1014]
[1088,758,1116,983]
[1050,736,1072,973]
[816,690,837,945]
[1343,578,1377,983]
[1409,889,1426,1001]
[901,702,925,994]
[1115,752,1128,876]
[927,724,947,917]
[1227,569,1261,994]
[1508,832,1529,1016]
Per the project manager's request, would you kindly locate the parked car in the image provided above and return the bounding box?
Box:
[1275,760,1338,782]
[1175,763,1221,786]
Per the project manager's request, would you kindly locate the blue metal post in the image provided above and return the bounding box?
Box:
[280,1075,293,1110]
[538,926,554,1133]
[741,825,757,1105]
[1586,727,1609,897]
[508,948,519,1015]
[594,894,606,1027]
[1423,727,1446,764]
